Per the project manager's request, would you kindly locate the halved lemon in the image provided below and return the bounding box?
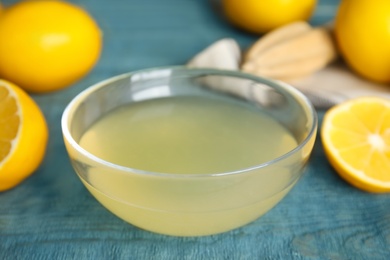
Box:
[321,97,390,193]
[0,79,48,191]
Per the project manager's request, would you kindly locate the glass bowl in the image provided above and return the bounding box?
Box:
[61,67,317,236]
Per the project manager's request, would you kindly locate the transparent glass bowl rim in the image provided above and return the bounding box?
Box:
[61,66,318,178]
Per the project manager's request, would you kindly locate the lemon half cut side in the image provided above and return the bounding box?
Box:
[0,79,48,191]
[321,97,390,193]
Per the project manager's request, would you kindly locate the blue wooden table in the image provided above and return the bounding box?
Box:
[1,0,390,259]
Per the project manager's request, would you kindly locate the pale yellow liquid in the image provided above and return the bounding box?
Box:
[78,96,300,236]
[80,96,297,173]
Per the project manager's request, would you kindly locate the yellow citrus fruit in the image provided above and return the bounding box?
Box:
[0,79,48,191]
[222,0,317,34]
[0,0,102,93]
[335,0,390,83]
[321,97,390,193]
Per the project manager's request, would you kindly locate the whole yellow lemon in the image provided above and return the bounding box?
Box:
[222,0,317,34]
[0,0,102,93]
[335,0,390,83]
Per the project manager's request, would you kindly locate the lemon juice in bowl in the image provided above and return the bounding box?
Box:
[62,68,317,236]
[79,96,298,175]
